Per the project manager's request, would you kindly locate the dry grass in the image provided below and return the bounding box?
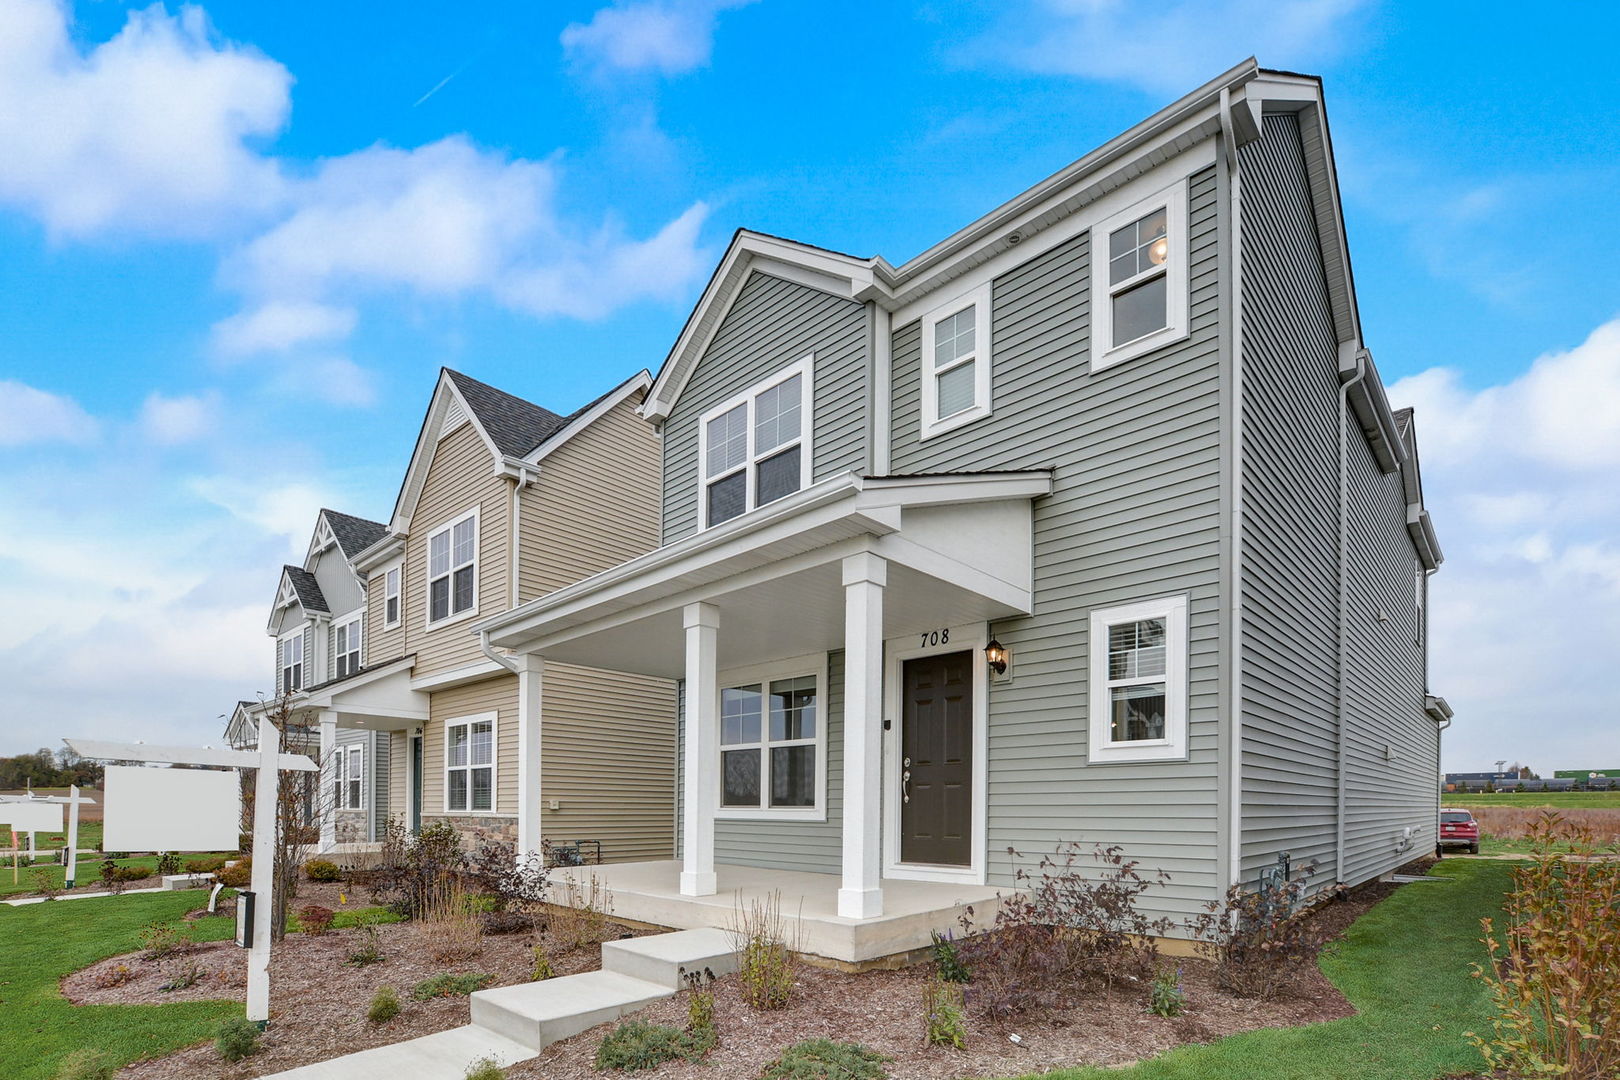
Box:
[421,876,483,963]
[552,873,615,953]
[1470,807,1620,846]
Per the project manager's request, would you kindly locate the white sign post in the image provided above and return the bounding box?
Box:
[0,792,92,886]
[65,727,317,1026]
[0,799,65,886]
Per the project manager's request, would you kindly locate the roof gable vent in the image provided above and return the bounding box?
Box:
[441,396,469,436]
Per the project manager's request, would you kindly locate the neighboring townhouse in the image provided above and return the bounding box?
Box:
[478,61,1450,961]
[247,367,676,864]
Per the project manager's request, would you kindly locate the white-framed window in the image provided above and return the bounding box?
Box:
[1092,179,1189,373]
[919,282,993,440]
[426,509,478,626]
[383,564,401,628]
[697,357,814,530]
[1087,594,1188,764]
[334,615,363,678]
[342,744,364,811]
[445,712,496,813]
[714,656,827,820]
[279,629,305,695]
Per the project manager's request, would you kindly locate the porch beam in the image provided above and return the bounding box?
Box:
[681,602,720,896]
[839,551,886,919]
[515,653,545,863]
[318,710,338,852]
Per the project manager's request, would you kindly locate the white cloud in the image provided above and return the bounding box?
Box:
[188,477,338,558]
[139,390,218,445]
[1389,317,1620,771]
[267,355,378,408]
[0,0,290,238]
[211,301,358,357]
[0,379,98,446]
[561,0,756,76]
[966,0,1369,95]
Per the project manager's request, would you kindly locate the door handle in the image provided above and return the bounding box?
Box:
[902,769,911,804]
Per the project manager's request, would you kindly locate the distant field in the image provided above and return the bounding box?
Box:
[1445,791,1620,808]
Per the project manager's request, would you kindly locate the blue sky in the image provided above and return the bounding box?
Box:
[1,0,1616,771]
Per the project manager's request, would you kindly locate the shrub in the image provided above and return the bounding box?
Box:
[1468,814,1620,1077]
[958,842,1171,1019]
[929,930,970,983]
[91,963,134,990]
[158,960,205,992]
[922,977,967,1049]
[304,858,342,882]
[367,985,402,1023]
[298,904,335,934]
[140,922,193,962]
[52,1048,114,1080]
[553,872,615,952]
[683,967,717,1037]
[215,1017,260,1062]
[184,856,227,874]
[411,972,492,1000]
[154,852,182,876]
[1148,964,1186,1018]
[424,878,484,962]
[30,868,60,899]
[732,893,796,1011]
[371,819,465,919]
[531,944,555,981]
[464,840,550,911]
[760,1040,888,1080]
[1185,863,1324,1001]
[594,1020,714,1071]
[215,860,251,889]
[345,922,385,967]
[464,1057,506,1080]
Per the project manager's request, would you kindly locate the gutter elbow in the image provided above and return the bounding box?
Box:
[479,629,519,674]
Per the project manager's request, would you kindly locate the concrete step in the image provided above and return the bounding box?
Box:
[470,969,674,1050]
[259,1024,536,1079]
[601,926,739,989]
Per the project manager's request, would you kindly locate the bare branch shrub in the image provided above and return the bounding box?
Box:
[1184,862,1323,1000]
[729,891,798,1011]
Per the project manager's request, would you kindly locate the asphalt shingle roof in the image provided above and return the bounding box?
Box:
[283,565,329,613]
[444,369,568,458]
[321,509,388,561]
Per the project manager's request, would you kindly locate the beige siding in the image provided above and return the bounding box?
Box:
[520,394,662,600]
[367,571,406,666]
[406,422,512,679]
[424,674,521,819]
[541,663,677,863]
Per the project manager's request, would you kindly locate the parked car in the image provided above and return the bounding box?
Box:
[1438,808,1480,854]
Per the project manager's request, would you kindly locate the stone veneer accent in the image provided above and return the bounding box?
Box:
[423,814,518,848]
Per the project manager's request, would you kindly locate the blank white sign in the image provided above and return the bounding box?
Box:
[0,801,63,834]
[103,765,240,853]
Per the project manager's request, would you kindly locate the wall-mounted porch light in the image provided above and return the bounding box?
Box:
[985,638,1009,676]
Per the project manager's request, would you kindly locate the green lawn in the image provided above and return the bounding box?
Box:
[1037,858,1510,1080]
[0,853,213,898]
[0,891,240,1080]
[0,820,104,852]
[1446,791,1620,809]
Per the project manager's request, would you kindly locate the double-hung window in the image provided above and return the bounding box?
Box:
[334,616,363,678]
[342,745,364,810]
[1093,180,1188,371]
[445,714,495,813]
[699,358,812,529]
[1087,595,1188,763]
[383,565,401,628]
[715,659,824,818]
[280,630,304,695]
[919,283,993,439]
[427,510,477,624]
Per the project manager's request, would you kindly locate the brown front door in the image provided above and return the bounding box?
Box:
[900,650,973,866]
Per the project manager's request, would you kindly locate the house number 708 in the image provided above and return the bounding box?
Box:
[919,628,950,648]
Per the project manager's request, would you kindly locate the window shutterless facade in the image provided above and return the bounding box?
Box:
[445,713,496,813]
[714,657,827,820]
[1092,180,1188,372]
[427,509,478,625]
[279,629,305,695]
[383,565,401,628]
[1088,595,1188,763]
[697,357,813,529]
[334,615,363,678]
[919,283,993,439]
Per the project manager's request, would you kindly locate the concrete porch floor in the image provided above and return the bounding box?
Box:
[552,860,1008,965]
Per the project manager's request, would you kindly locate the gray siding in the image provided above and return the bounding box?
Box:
[662,273,867,544]
[888,167,1226,920]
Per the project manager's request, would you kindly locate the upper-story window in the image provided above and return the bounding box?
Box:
[919,282,993,440]
[698,357,813,529]
[279,630,305,695]
[383,565,401,628]
[427,509,477,625]
[334,615,363,678]
[1093,180,1189,372]
[1087,594,1188,764]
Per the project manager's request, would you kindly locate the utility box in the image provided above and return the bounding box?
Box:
[235,890,255,948]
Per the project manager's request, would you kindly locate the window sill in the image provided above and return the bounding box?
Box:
[441,808,503,817]
[424,606,480,633]
[1088,740,1187,765]
[714,806,826,823]
[920,402,991,443]
[1091,326,1189,374]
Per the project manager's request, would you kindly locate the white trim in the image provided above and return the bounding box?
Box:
[408,657,506,692]
[882,623,988,885]
[524,370,652,465]
[343,743,365,811]
[424,505,480,629]
[443,710,499,815]
[918,282,993,441]
[333,610,365,678]
[278,625,307,696]
[382,562,402,629]
[1091,178,1190,373]
[696,356,815,531]
[712,652,830,823]
[406,732,423,833]
[1088,595,1189,764]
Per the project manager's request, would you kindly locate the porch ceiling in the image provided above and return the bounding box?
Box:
[288,656,429,730]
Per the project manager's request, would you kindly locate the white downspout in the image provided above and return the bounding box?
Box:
[1336,352,1367,887]
[1219,85,1246,889]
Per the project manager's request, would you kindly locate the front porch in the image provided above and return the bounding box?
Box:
[553,860,1007,965]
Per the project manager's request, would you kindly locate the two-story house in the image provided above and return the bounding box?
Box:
[235,367,677,864]
[478,61,1451,963]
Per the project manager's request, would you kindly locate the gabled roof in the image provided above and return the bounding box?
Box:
[280,565,328,615]
[444,369,568,458]
[321,509,388,561]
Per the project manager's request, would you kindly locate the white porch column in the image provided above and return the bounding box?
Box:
[515,653,545,863]
[681,602,720,896]
[318,710,338,853]
[839,551,887,919]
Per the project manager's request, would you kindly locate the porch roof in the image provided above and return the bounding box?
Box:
[479,470,1051,678]
[258,655,429,730]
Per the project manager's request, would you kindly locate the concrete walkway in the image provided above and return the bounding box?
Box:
[3,885,170,907]
[261,926,738,1080]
